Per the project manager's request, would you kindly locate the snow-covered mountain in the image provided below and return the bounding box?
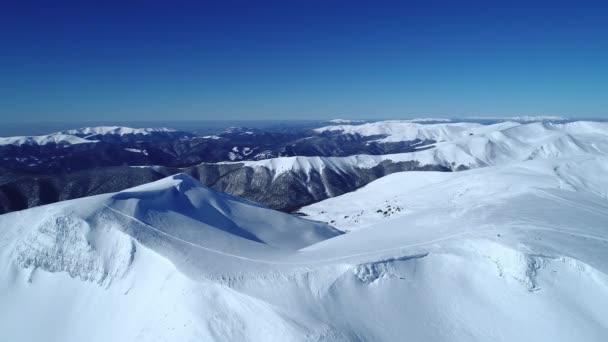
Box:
[3,120,607,214]
[63,126,178,137]
[466,115,568,122]
[0,133,95,146]
[62,126,194,143]
[312,120,608,167]
[0,126,193,147]
[2,156,608,341]
[326,119,367,124]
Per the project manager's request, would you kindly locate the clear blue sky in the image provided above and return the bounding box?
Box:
[1,0,607,122]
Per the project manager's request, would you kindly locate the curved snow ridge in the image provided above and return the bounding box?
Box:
[63,126,177,137]
[107,173,341,250]
[0,133,96,146]
[11,211,136,285]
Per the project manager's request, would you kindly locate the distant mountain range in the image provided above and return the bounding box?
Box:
[2,120,607,214]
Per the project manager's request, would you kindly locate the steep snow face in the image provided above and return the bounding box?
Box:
[11,212,135,284]
[63,126,177,137]
[108,174,341,251]
[0,133,95,146]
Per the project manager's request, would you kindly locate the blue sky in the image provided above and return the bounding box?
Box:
[1,0,607,122]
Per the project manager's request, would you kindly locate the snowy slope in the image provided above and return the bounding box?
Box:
[301,156,608,231]
[1,155,608,341]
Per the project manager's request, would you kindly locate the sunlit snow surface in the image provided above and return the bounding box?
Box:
[228,120,608,176]
[1,121,608,341]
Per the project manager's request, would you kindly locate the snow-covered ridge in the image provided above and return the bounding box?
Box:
[315,120,509,142]
[229,121,608,176]
[232,155,384,176]
[63,126,177,137]
[0,133,95,146]
[327,119,366,124]
[466,115,568,122]
[0,126,181,146]
[402,117,453,122]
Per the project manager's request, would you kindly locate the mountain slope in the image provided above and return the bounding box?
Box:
[1,155,608,341]
[300,156,608,230]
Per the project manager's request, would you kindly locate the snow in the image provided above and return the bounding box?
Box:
[1,120,608,341]
[327,119,366,124]
[232,154,388,179]
[466,115,567,122]
[403,117,453,122]
[300,156,608,231]
[202,135,222,139]
[0,133,96,146]
[235,121,608,176]
[63,126,177,137]
[2,155,607,341]
[124,148,148,155]
[315,120,515,142]
[0,126,180,146]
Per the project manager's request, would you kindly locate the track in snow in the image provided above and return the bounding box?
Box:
[103,204,608,266]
